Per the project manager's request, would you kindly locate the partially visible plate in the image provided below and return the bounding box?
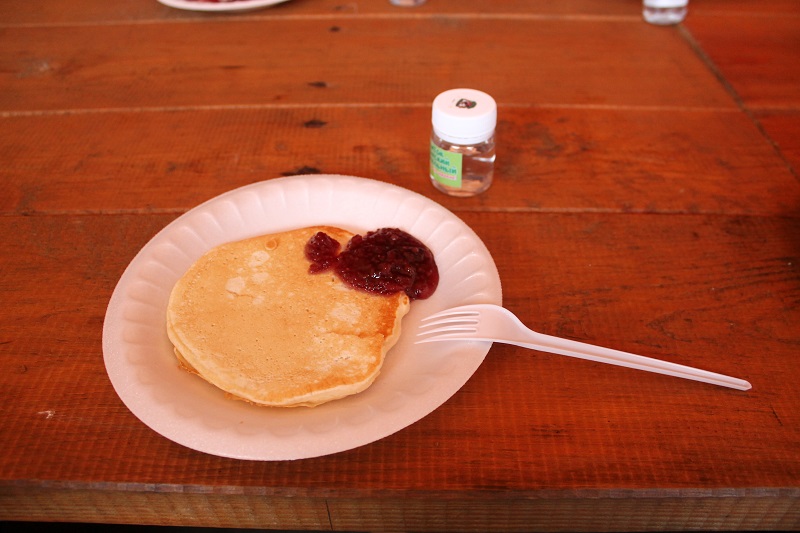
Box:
[157,0,290,13]
[102,175,502,460]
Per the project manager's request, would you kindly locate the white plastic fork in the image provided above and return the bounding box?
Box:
[416,304,752,391]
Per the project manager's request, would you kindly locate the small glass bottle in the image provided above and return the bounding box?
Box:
[429,88,497,197]
[643,0,688,26]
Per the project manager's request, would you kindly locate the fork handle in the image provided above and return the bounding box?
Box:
[506,331,752,391]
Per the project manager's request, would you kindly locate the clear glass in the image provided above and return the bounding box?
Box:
[430,132,495,197]
[643,4,687,25]
[389,0,426,6]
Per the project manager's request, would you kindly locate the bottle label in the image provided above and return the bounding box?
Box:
[430,141,463,188]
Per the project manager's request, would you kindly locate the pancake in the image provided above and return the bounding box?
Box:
[166,226,411,407]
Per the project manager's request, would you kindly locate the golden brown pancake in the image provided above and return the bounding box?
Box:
[166,226,410,407]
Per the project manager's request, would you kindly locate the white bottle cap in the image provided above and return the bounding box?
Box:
[432,88,497,145]
[644,0,688,7]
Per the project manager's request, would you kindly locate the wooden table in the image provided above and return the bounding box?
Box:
[1,0,799,530]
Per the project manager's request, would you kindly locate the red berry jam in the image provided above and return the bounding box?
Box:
[305,231,341,274]
[305,228,439,300]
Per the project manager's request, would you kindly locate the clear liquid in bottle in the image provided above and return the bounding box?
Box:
[430,133,495,197]
[429,88,497,197]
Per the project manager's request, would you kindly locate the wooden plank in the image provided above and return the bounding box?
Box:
[1,212,797,495]
[685,13,800,110]
[692,0,800,15]
[4,106,796,216]
[756,110,800,178]
[1,486,797,531]
[328,495,800,532]
[3,0,798,27]
[0,486,331,529]
[0,0,642,26]
[0,17,734,112]
[1,1,798,530]
[685,5,800,178]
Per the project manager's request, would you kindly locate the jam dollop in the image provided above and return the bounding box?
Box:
[305,231,341,274]
[305,228,439,300]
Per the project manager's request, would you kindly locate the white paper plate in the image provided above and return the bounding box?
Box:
[103,175,502,460]
[157,0,290,13]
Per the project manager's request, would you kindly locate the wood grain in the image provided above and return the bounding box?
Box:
[0,17,733,112]
[756,110,800,178]
[2,106,796,216]
[0,0,643,26]
[1,213,797,483]
[1,212,798,529]
[3,487,798,531]
[685,12,800,110]
[1,0,799,530]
